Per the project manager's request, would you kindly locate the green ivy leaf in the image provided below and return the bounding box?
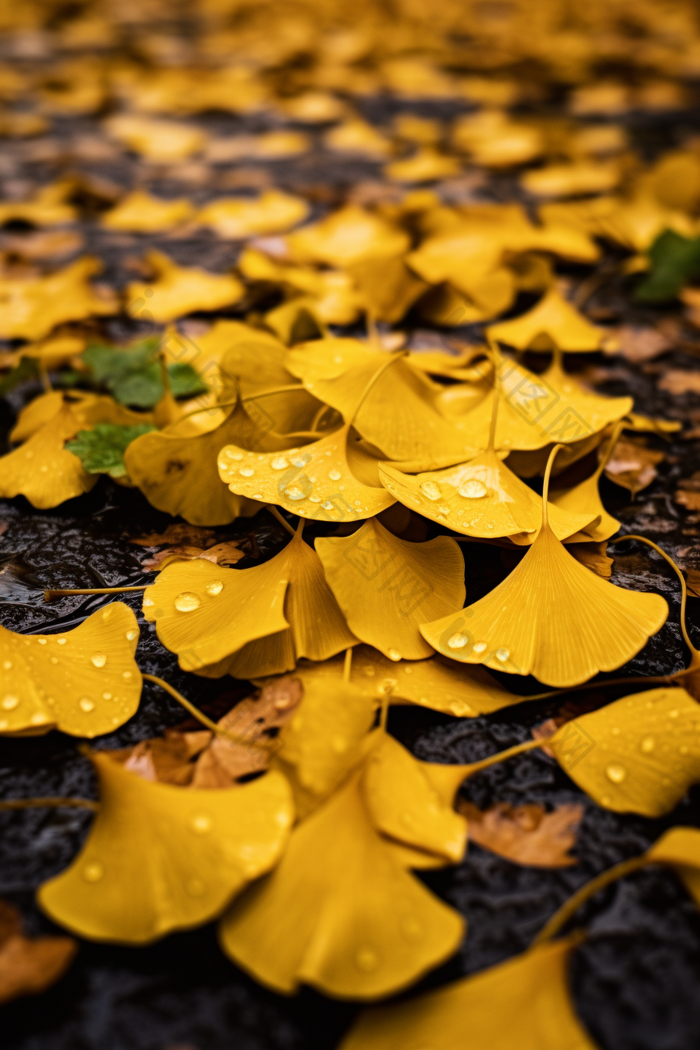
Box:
[66,423,157,478]
[82,338,208,408]
[635,229,700,303]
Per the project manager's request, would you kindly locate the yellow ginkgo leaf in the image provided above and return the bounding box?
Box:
[101,190,195,233]
[455,353,629,452]
[339,936,597,1050]
[347,255,428,325]
[521,160,620,199]
[316,518,465,660]
[0,181,76,226]
[646,827,700,906]
[420,448,667,687]
[198,189,309,238]
[324,118,393,159]
[550,425,623,542]
[126,250,243,323]
[0,256,117,341]
[261,646,525,718]
[286,339,470,465]
[379,450,596,543]
[451,109,544,167]
[104,114,206,161]
[0,603,141,737]
[124,408,261,526]
[218,423,395,522]
[11,390,152,445]
[488,286,612,353]
[273,677,375,814]
[384,147,461,183]
[218,770,464,999]
[143,528,356,678]
[286,204,410,268]
[363,733,468,863]
[39,754,293,943]
[550,687,700,817]
[0,402,97,508]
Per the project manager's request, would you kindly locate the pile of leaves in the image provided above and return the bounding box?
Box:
[2,0,700,1048]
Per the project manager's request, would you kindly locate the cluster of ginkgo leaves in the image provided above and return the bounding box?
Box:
[3,0,700,1044]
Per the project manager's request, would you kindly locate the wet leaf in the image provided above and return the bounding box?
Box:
[126,251,243,323]
[316,518,465,659]
[603,438,664,496]
[488,286,613,352]
[549,686,700,816]
[339,937,596,1050]
[0,257,117,341]
[101,190,195,233]
[83,338,207,408]
[218,770,464,999]
[143,529,356,678]
[39,753,293,943]
[458,801,583,868]
[142,541,245,571]
[0,603,141,737]
[198,190,309,238]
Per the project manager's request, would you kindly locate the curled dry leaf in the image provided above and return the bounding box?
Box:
[458,801,583,868]
[0,900,76,1006]
[604,438,664,496]
[142,541,245,571]
[108,729,212,785]
[569,541,613,578]
[658,369,700,395]
[192,676,303,787]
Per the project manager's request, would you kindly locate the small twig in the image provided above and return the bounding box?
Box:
[0,797,98,812]
[44,585,147,602]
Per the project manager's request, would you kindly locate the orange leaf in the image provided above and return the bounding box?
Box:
[458,801,583,867]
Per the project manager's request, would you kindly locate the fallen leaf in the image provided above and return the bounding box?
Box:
[142,541,245,571]
[616,325,673,363]
[658,369,700,395]
[192,676,303,786]
[0,899,76,1005]
[569,541,613,578]
[676,490,700,511]
[66,422,157,478]
[109,729,212,785]
[458,801,583,867]
[132,524,218,547]
[604,438,664,496]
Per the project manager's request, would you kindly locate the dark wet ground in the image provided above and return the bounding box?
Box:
[2,103,700,1050]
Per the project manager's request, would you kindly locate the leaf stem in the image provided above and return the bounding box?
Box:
[0,796,98,812]
[266,505,297,537]
[532,855,650,946]
[343,647,353,683]
[541,444,564,529]
[141,673,266,749]
[44,585,147,601]
[462,736,548,777]
[349,351,408,427]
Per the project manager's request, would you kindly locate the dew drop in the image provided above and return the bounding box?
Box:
[223,449,243,461]
[123,671,132,679]
[143,597,154,608]
[206,580,224,596]
[83,862,103,882]
[419,481,441,502]
[328,469,341,481]
[292,457,308,468]
[2,695,19,710]
[447,633,468,649]
[2,660,11,670]
[57,638,67,645]
[495,647,510,662]
[239,466,255,477]
[190,814,212,834]
[459,479,488,499]
[355,946,379,972]
[126,629,138,641]
[377,678,397,695]
[175,591,201,612]
[79,697,95,712]
[37,637,47,645]
[102,692,112,701]
[284,486,307,501]
[388,648,401,661]
[91,653,107,668]
[321,500,334,510]
[31,712,49,725]
[473,641,487,653]
[605,763,627,784]
[271,456,289,470]
[252,493,263,500]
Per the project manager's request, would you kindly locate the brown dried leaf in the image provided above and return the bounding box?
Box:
[615,325,672,363]
[686,568,700,599]
[142,541,245,571]
[191,677,303,788]
[108,729,212,785]
[458,801,583,868]
[569,541,613,578]
[676,490,700,512]
[131,524,217,547]
[658,370,700,395]
[0,899,76,1005]
[604,438,664,496]
[0,229,84,260]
